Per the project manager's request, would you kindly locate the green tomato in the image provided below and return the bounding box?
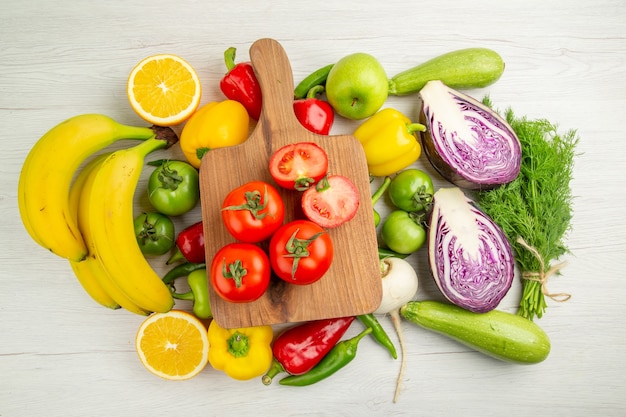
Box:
[133,212,175,256]
[381,210,426,255]
[388,169,434,213]
[148,160,200,216]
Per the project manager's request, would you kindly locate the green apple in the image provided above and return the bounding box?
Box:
[325,52,388,120]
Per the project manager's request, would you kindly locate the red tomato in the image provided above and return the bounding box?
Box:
[221,180,285,242]
[269,220,333,285]
[301,175,360,228]
[210,242,270,303]
[268,142,329,191]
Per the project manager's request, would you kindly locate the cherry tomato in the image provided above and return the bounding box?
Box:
[147,160,200,216]
[388,169,434,213]
[301,175,360,228]
[269,220,333,285]
[381,210,427,255]
[269,142,329,191]
[221,181,285,243]
[210,242,270,303]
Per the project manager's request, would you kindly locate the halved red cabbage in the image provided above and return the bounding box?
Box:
[428,187,514,313]
[419,80,521,190]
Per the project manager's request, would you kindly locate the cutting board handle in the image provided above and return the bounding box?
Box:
[249,38,300,132]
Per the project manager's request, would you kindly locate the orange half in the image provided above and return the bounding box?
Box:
[127,54,202,126]
[135,310,209,380]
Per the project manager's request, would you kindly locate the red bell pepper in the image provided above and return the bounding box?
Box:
[166,220,205,265]
[293,85,335,135]
[261,316,355,385]
[220,47,263,120]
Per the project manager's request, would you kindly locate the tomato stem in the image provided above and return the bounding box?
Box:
[315,176,330,192]
[157,160,183,191]
[283,228,326,280]
[294,177,315,191]
[222,186,269,220]
[221,258,248,288]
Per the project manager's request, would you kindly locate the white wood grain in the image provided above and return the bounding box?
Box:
[2,0,625,416]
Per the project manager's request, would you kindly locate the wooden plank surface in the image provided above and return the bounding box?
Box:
[1,1,625,416]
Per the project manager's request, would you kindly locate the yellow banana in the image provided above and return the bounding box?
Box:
[68,260,121,310]
[17,153,45,247]
[74,153,151,316]
[68,154,112,228]
[67,153,120,310]
[88,137,174,313]
[17,114,159,261]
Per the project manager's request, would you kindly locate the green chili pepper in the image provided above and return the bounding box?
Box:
[164,266,212,319]
[293,63,334,99]
[377,247,408,260]
[187,268,212,319]
[162,262,206,285]
[371,176,391,227]
[357,314,397,359]
[278,327,372,387]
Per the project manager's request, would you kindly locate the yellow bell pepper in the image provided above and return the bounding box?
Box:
[207,320,273,381]
[179,99,250,168]
[353,108,426,177]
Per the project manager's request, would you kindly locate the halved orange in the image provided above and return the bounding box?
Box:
[127,54,202,126]
[135,310,209,380]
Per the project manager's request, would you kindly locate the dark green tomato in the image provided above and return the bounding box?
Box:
[381,210,426,255]
[133,212,176,256]
[388,169,434,213]
[148,160,200,216]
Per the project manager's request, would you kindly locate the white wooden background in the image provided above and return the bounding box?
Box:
[1,1,625,416]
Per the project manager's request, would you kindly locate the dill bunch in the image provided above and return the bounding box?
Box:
[476,103,579,320]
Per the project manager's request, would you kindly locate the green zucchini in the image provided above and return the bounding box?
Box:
[387,48,505,96]
[400,300,550,364]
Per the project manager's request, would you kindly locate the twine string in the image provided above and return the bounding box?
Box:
[516,237,571,302]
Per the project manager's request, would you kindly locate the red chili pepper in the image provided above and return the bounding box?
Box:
[261,316,355,385]
[293,85,335,135]
[166,221,205,265]
[219,47,263,120]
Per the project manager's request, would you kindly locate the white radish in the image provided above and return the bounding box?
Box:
[374,257,419,403]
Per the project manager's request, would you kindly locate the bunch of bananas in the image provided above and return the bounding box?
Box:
[18,114,180,315]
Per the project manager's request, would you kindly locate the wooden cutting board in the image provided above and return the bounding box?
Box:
[199,38,381,328]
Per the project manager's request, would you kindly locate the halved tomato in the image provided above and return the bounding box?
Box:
[269,142,328,191]
[301,175,360,228]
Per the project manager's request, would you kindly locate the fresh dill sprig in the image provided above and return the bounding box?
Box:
[476,102,579,320]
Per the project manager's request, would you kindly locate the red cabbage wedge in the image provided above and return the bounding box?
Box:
[428,187,514,313]
[419,80,521,190]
